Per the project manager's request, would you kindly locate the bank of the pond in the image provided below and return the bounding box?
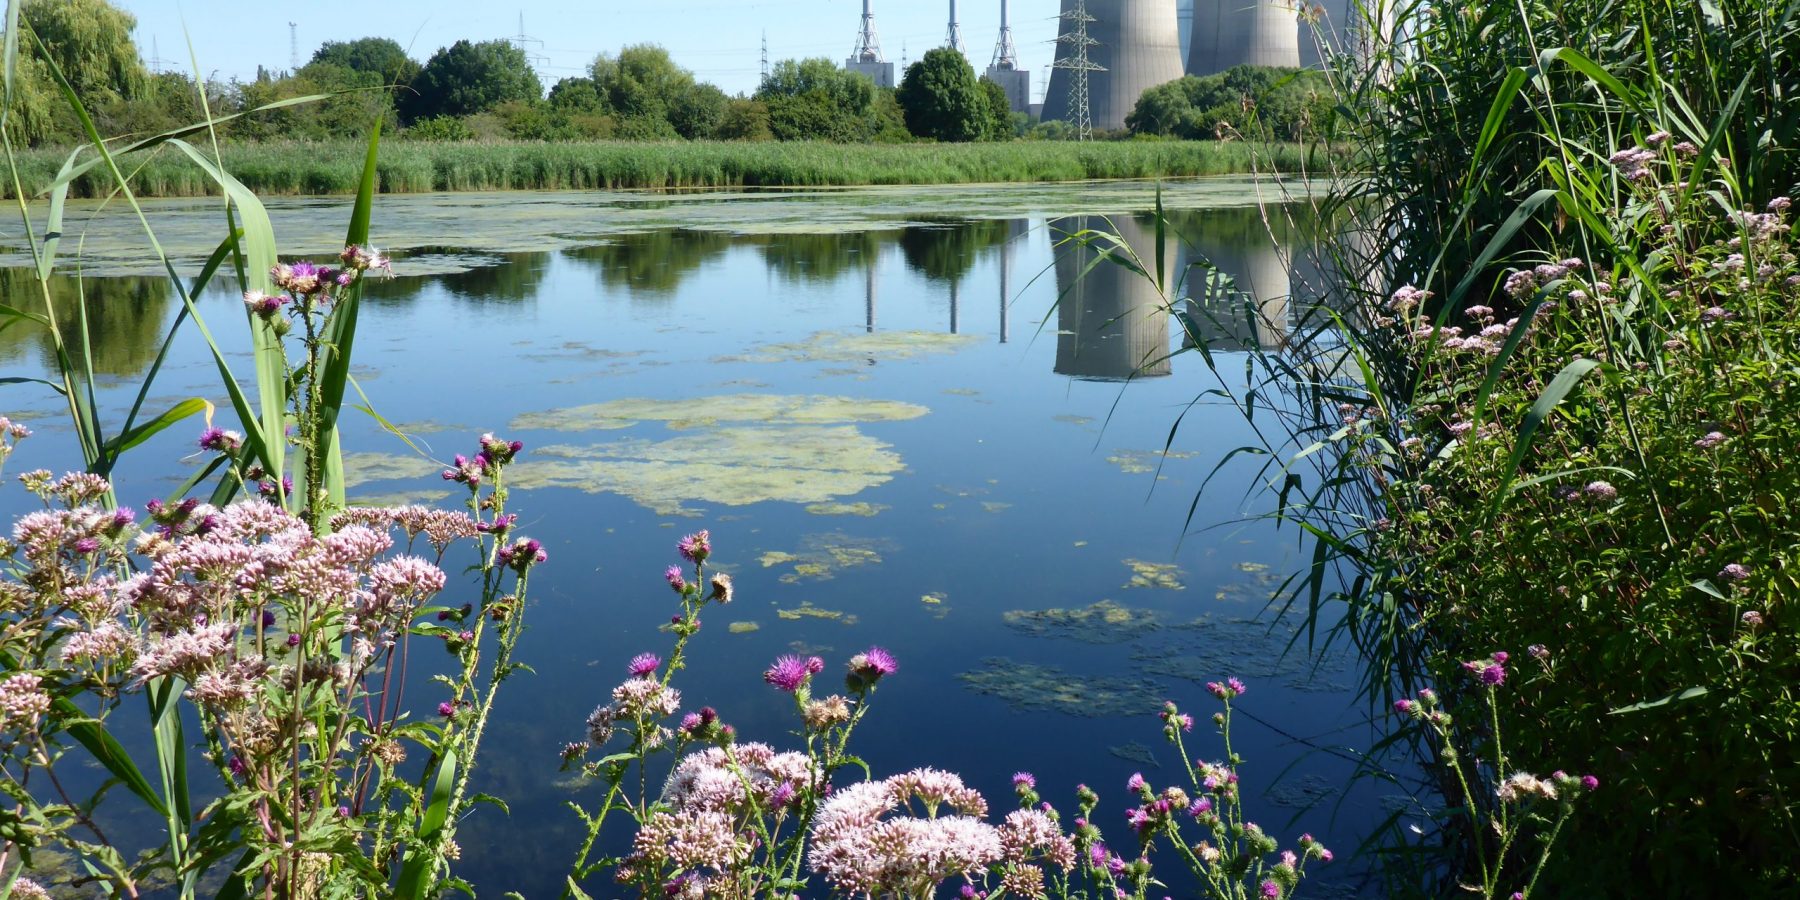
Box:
[10,139,1325,198]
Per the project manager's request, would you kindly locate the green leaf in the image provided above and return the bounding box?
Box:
[1486,359,1603,520]
[102,397,210,457]
[1609,686,1710,715]
[395,746,458,899]
[318,122,384,513]
[566,877,597,900]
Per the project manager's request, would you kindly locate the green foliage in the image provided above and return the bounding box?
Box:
[895,48,989,143]
[714,98,773,142]
[400,39,541,123]
[1,138,1325,196]
[21,0,143,103]
[309,36,420,86]
[979,77,1015,141]
[1125,65,1332,141]
[756,58,892,143]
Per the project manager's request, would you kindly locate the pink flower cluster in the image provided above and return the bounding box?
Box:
[808,768,1073,897]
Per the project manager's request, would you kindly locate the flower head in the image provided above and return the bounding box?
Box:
[677,530,711,563]
[665,565,688,593]
[764,655,813,692]
[628,652,662,678]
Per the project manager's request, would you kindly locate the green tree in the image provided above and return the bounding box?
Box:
[548,76,604,112]
[401,39,540,123]
[1125,65,1332,141]
[21,0,145,104]
[714,98,773,141]
[309,37,420,86]
[589,45,693,130]
[756,58,882,142]
[979,77,1014,141]
[895,48,988,142]
[669,82,728,140]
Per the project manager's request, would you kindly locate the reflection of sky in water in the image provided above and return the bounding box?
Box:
[0,184,1385,897]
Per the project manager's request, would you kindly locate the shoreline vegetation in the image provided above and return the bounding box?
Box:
[7,139,1325,198]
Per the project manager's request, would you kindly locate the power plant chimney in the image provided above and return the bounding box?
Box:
[1187,0,1301,76]
[985,0,1031,113]
[846,0,896,87]
[947,0,966,55]
[1044,0,1186,132]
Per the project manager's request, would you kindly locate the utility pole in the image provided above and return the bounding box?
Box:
[1053,0,1105,141]
[510,12,549,85]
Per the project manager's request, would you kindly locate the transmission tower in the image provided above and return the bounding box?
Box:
[288,23,299,71]
[1052,0,1105,141]
[509,13,550,83]
[946,0,965,54]
[761,32,770,82]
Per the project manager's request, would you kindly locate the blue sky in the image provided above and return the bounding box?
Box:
[116,1,1073,100]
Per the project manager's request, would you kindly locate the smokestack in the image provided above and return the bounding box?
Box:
[1188,0,1301,76]
[847,0,896,87]
[946,0,966,54]
[986,0,1031,112]
[1044,0,1186,131]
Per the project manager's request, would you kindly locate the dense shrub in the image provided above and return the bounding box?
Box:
[1127,66,1332,142]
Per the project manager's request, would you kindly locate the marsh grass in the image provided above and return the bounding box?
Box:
[2,139,1329,198]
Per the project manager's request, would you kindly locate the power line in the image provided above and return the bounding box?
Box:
[509,11,551,85]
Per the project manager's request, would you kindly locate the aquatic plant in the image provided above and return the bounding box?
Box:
[0,427,542,897]
[558,535,1340,900]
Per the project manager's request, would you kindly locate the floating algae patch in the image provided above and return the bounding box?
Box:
[920,591,950,619]
[1124,559,1186,591]
[341,452,446,489]
[349,488,455,508]
[981,501,1013,514]
[805,501,889,517]
[1002,599,1165,644]
[1130,618,1355,693]
[942,387,981,396]
[1053,414,1096,427]
[1109,741,1161,767]
[509,427,905,516]
[958,658,1165,718]
[761,532,892,583]
[1234,561,1271,574]
[776,602,857,625]
[510,394,928,433]
[1267,774,1339,809]
[720,330,978,364]
[728,621,762,634]
[1106,449,1200,475]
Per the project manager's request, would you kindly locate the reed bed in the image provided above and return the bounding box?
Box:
[8,139,1324,199]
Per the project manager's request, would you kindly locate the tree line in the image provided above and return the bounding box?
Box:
[9,0,1321,147]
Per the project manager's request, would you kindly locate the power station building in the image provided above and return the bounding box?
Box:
[1043,0,1186,131]
[845,0,896,88]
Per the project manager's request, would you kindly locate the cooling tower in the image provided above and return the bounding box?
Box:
[1188,0,1301,76]
[1053,215,1174,381]
[1043,0,1187,131]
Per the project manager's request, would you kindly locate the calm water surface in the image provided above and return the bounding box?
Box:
[0,181,1390,897]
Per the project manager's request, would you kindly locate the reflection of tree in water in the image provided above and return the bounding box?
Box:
[561,231,733,299]
[361,250,553,306]
[898,219,1016,284]
[747,230,898,285]
[0,268,174,379]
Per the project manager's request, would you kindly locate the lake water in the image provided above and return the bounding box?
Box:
[0,180,1391,897]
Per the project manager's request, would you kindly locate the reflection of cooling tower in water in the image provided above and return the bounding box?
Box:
[1053,215,1173,380]
[1179,227,1292,351]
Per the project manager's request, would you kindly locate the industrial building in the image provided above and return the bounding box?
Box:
[985,0,1031,113]
[1042,0,1186,131]
[845,0,895,88]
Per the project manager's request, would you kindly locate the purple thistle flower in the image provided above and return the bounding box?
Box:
[677,530,711,563]
[1394,699,1415,715]
[1126,772,1146,792]
[1581,775,1600,791]
[1012,772,1037,790]
[680,712,703,733]
[665,565,687,592]
[769,781,798,808]
[72,537,99,554]
[855,646,898,678]
[438,701,456,718]
[805,656,826,675]
[1227,677,1247,695]
[228,756,247,777]
[261,610,277,629]
[628,652,661,678]
[287,634,302,647]
[764,655,811,692]
[1261,880,1281,899]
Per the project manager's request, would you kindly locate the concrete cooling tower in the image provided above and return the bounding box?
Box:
[1188,0,1301,76]
[1044,0,1187,131]
[1053,215,1175,381]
